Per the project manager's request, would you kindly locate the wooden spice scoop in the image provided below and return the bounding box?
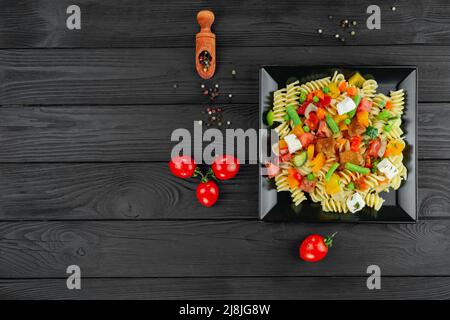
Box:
[196,10,216,79]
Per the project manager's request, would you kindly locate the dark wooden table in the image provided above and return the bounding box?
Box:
[0,0,449,300]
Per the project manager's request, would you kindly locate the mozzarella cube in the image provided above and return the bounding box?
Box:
[284,134,302,154]
[346,192,366,213]
[337,97,357,115]
[377,158,399,179]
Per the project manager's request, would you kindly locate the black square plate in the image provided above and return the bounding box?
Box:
[259,66,417,223]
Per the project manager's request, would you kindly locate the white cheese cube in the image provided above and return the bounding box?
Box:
[337,97,357,115]
[284,134,302,154]
[377,158,399,179]
[346,192,366,213]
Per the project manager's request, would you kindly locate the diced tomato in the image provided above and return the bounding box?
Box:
[320,95,332,107]
[299,133,315,148]
[280,151,292,162]
[355,176,368,191]
[350,136,362,152]
[305,112,319,131]
[300,178,316,193]
[367,138,381,158]
[317,120,332,138]
[357,97,372,112]
[297,101,309,115]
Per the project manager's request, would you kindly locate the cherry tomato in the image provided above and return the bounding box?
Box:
[211,155,240,180]
[169,155,196,178]
[299,233,336,262]
[196,181,219,207]
[367,138,381,158]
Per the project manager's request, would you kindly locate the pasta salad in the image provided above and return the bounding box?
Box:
[265,71,407,213]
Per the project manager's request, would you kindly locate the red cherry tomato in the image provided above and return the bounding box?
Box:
[169,155,196,178]
[211,155,240,180]
[196,181,219,207]
[299,233,336,262]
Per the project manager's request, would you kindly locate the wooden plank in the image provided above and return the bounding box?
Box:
[0,104,257,162]
[1,220,450,277]
[0,46,448,105]
[0,160,447,220]
[418,160,450,218]
[1,0,450,48]
[0,103,446,162]
[0,163,258,220]
[1,277,449,300]
[418,104,450,159]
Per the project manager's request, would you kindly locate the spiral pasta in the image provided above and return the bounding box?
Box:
[272,88,287,122]
[266,71,408,213]
[365,192,385,210]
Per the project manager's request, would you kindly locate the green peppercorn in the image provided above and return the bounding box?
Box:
[313,96,319,103]
[344,118,351,125]
[347,182,355,190]
[303,125,310,132]
[323,87,329,94]
[307,173,315,181]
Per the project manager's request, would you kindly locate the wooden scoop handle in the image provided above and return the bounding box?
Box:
[196,10,216,79]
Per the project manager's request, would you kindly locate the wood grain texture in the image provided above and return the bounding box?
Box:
[0,161,447,220]
[0,163,258,220]
[1,277,450,300]
[0,103,445,162]
[1,0,450,48]
[0,104,257,162]
[1,220,450,277]
[0,46,449,105]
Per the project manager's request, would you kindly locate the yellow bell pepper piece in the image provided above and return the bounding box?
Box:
[348,72,366,88]
[307,145,315,161]
[328,83,340,99]
[357,111,369,127]
[325,173,341,195]
[310,152,325,173]
[385,139,405,156]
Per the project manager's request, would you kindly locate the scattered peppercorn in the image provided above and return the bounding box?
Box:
[318,29,323,34]
[391,6,396,11]
[350,31,356,36]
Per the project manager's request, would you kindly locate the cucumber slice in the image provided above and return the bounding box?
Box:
[266,110,274,126]
[293,151,307,167]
